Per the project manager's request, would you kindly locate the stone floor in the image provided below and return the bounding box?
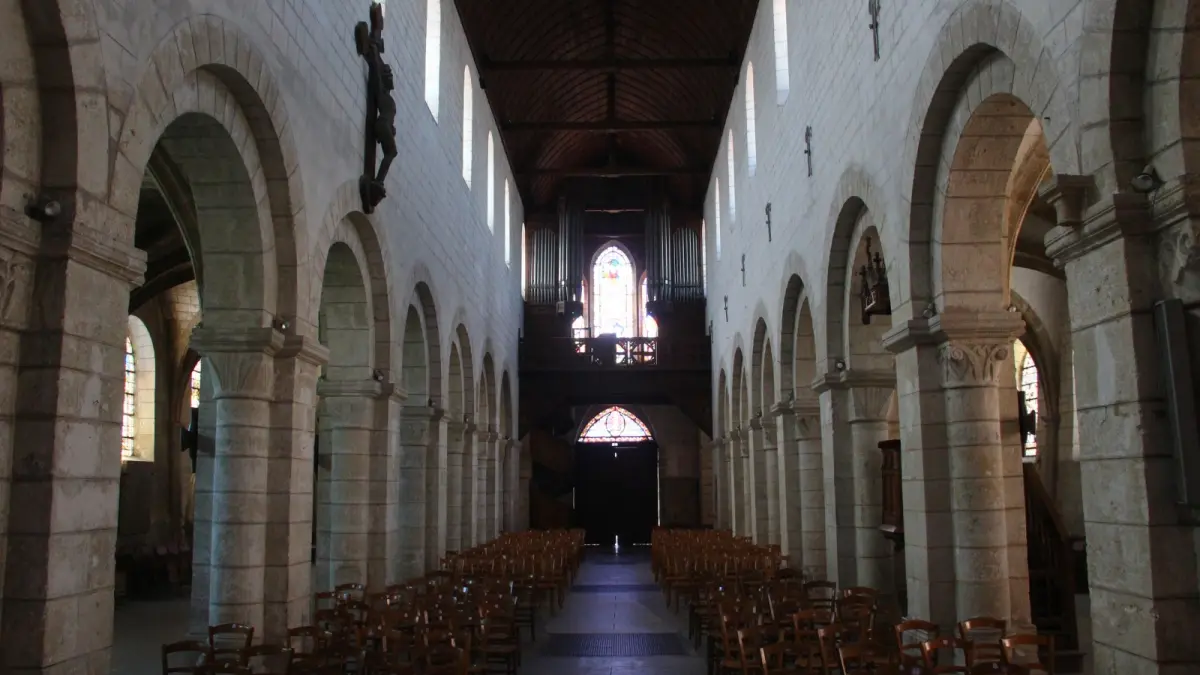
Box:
[110,547,703,675]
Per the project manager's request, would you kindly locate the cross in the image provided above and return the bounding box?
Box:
[740,254,747,287]
[765,202,773,242]
[804,126,814,177]
[868,0,882,62]
[723,296,729,322]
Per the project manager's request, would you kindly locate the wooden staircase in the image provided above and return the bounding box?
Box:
[1024,464,1087,672]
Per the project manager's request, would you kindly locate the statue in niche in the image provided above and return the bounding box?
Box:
[355,3,398,213]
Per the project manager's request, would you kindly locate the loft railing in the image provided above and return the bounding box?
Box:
[521,336,709,370]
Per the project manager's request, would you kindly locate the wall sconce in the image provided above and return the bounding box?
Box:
[372,369,385,382]
[272,317,291,332]
[25,195,62,223]
[755,409,763,418]
[427,398,435,408]
[834,359,847,371]
[1131,165,1164,194]
[463,413,472,424]
[858,237,891,324]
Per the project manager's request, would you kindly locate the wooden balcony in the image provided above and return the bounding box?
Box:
[520,335,710,371]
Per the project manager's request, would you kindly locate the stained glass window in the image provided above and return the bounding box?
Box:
[640,277,658,338]
[122,338,136,458]
[578,406,653,444]
[591,245,635,338]
[1014,340,1039,458]
[190,361,202,409]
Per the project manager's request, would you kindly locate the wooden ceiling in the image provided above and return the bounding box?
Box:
[453,0,760,213]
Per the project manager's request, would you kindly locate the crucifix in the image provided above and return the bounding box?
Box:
[723,296,729,322]
[804,126,814,177]
[740,254,747,287]
[354,3,398,213]
[868,0,882,62]
[765,202,773,242]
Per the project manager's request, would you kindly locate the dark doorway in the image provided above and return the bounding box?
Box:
[574,441,658,545]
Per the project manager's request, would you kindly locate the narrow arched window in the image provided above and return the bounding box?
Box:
[772,0,790,104]
[504,179,512,266]
[122,338,136,459]
[520,223,528,298]
[189,361,202,408]
[591,245,635,338]
[701,219,708,294]
[462,66,473,186]
[726,131,737,220]
[745,63,757,176]
[424,0,442,119]
[640,277,659,339]
[486,132,495,231]
[714,179,723,260]
[1014,340,1040,458]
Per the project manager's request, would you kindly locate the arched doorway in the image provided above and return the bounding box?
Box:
[573,406,658,546]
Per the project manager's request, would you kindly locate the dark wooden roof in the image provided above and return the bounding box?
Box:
[454,0,760,213]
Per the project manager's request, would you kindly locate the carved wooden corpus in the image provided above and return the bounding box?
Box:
[355,2,398,214]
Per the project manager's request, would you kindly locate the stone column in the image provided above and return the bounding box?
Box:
[772,400,804,572]
[315,379,390,590]
[397,404,436,579]
[795,403,828,580]
[445,419,465,552]
[931,312,1028,623]
[711,438,727,529]
[517,438,531,530]
[459,421,477,547]
[846,372,896,592]
[264,335,326,637]
[813,378,857,584]
[424,408,448,570]
[482,431,499,540]
[491,434,503,538]
[191,326,284,630]
[0,228,143,673]
[743,420,766,541]
[500,437,516,531]
[1045,183,1200,673]
[758,416,781,546]
[882,325,957,629]
[727,429,744,535]
[699,437,715,527]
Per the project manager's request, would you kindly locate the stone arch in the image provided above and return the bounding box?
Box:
[110,17,307,327]
[731,348,746,424]
[448,343,465,420]
[500,370,514,438]
[127,314,157,462]
[820,165,890,359]
[716,368,729,437]
[0,0,105,216]
[750,317,775,416]
[402,283,442,406]
[481,353,498,430]
[902,0,1077,317]
[312,181,397,375]
[317,242,373,381]
[453,325,476,420]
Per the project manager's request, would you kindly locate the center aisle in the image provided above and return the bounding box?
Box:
[520,548,705,675]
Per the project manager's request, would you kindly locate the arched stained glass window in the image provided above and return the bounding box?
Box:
[745,62,757,176]
[1014,340,1039,458]
[462,66,473,186]
[591,245,635,338]
[424,0,442,119]
[190,361,202,409]
[640,277,658,338]
[578,406,653,444]
[122,339,136,458]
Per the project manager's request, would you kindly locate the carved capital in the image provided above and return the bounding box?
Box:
[849,386,893,422]
[1038,174,1095,227]
[937,341,1011,388]
[316,378,392,400]
[191,327,285,400]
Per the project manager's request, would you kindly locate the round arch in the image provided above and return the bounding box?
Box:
[577,406,654,444]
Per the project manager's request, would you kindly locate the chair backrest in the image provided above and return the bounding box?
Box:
[1001,633,1054,674]
[243,644,293,674]
[207,623,253,662]
[958,617,1006,665]
[162,639,209,675]
[921,636,969,674]
[895,619,939,666]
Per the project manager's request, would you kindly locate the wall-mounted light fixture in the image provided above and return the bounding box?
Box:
[1131,165,1164,194]
[25,196,62,223]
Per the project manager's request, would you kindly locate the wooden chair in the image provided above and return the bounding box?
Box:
[921,637,969,674]
[1001,633,1054,675]
[207,624,253,664]
[162,639,210,675]
[839,642,895,675]
[958,617,1006,667]
[195,664,250,675]
[243,644,292,674]
[895,619,939,671]
[803,581,837,614]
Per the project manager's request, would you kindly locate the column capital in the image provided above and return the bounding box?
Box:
[400,404,444,422]
[937,341,1012,388]
[1044,189,1160,266]
[40,219,147,287]
[276,334,329,368]
[191,326,286,399]
[810,367,894,393]
[772,399,820,419]
[883,309,1024,354]
[1038,173,1095,227]
[316,378,393,399]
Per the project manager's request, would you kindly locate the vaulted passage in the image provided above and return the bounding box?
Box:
[1,1,1197,674]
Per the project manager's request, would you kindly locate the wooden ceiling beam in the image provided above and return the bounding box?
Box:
[503,119,720,132]
[518,166,708,178]
[482,57,737,72]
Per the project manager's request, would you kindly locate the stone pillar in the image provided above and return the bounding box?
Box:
[459,422,477,547]
[813,379,857,584]
[0,228,143,673]
[315,379,389,590]
[191,327,284,630]
[795,404,828,580]
[445,419,465,552]
[483,431,499,540]
[772,400,809,573]
[743,420,765,541]
[1045,184,1200,673]
[424,408,448,570]
[265,335,326,637]
[882,326,956,629]
[491,434,503,538]
[500,437,516,531]
[711,438,727,529]
[699,437,715,527]
[517,437,531,530]
[727,429,744,535]
[759,417,781,546]
[846,373,896,592]
[397,405,436,579]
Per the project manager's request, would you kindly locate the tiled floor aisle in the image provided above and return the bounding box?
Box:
[109,549,703,675]
[522,547,705,675]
